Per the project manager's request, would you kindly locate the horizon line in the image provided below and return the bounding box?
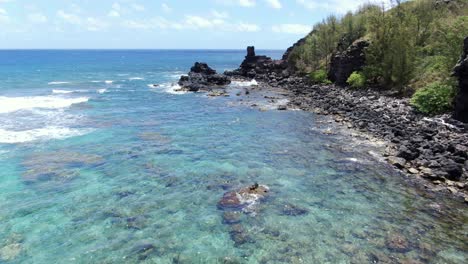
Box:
[0,48,286,51]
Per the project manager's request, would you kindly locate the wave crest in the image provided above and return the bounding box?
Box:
[0,127,91,144]
[0,96,89,114]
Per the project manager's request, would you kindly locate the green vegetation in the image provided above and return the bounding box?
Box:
[410,82,456,114]
[347,72,366,88]
[286,0,468,110]
[309,69,332,84]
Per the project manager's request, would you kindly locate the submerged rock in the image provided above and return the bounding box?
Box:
[218,183,269,246]
[131,242,157,260]
[217,183,269,213]
[280,203,309,216]
[222,211,242,225]
[22,151,104,184]
[385,233,411,253]
[0,243,22,261]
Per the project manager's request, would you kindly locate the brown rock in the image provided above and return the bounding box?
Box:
[386,233,410,253]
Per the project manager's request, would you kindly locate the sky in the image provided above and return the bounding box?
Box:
[0,0,388,49]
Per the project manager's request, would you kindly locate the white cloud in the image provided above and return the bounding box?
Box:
[86,17,108,31]
[216,0,256,7]
[235,23,260,32]
[296,0,391,13]
[108,10,120,17]
[57,10,108,32]
[57,10,81,25]
[0,8,9,24]
[239,0,256,7]
[131,4,145,12]
[161,3,172,13]
[184,15,224,29]
[265,0,282,9]
[211,10,229,19]
[112,3,121,11]
[28,13,47,23]
[272,24,311,34]
[108,3,121,17]
[121,14,260,33]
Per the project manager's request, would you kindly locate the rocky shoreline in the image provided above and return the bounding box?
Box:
[285,81,468,202]
[177,46,468,203]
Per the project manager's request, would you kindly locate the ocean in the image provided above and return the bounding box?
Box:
[0,50,466,263]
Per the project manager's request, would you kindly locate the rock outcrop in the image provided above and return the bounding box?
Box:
[178,62,231,92]
[453,37,468,123]
[218,183,270,246]
[328,39,369,86]
[225,46,288,80]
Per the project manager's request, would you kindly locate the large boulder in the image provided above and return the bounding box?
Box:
[178,62,230,92]
[328,39,370,86]
[453,37,468,123]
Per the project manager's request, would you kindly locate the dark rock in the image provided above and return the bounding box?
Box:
[190,62,216,75]
[328,39,370,86]
[453,36,468,123]
[223,211,242,225]
[386,233,410,253]
[277,105,287,111]
[229,224,251,246]
[280,204,309,216]
[217,183,269,211]
[131,243,156,260]
[228,46,288,80]
[443,162,463,181]
[247,46,255,57]
[397,145,419,161]
[388,156,406,169]
[178,62,231,92]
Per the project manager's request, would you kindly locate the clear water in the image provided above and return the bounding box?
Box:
[0,50,466,263]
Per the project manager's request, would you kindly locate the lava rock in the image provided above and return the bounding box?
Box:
[280,203,309,216]
[453,36,468,123]
[218,183,269,212]
[328,39,370,86]
[178,62,231,92]
[388,156,407,169]
[386,234,411,253]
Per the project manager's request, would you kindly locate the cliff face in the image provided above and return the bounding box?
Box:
[453,37,468,123]
[328,39,369,86]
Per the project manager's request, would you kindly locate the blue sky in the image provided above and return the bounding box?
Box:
[0,0,385,49]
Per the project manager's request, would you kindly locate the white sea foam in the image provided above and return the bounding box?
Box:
[97,89,107,94]
[52,89,74,94]
[0,96,89,114]
[129,77,144,80]
[91,80,102,83]
[0,126,91,144]
[148,83,187,95]
[48,81,70,85]
[230,79,258,87]
[105,80,113,84]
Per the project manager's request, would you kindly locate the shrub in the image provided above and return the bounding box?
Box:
[347,71,366,88]
[310,69,332,84]
[410,82,455,115]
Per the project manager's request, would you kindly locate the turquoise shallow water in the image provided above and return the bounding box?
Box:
[0,50,466,263]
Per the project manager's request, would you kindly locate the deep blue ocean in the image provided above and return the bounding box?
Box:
[0,50,466,263]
